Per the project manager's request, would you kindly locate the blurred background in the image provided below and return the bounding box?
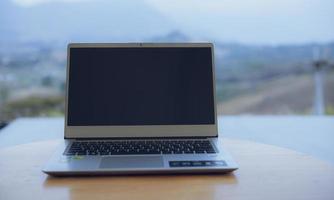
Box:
[0,0,334,127]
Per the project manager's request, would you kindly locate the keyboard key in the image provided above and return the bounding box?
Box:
[65,140,217,156]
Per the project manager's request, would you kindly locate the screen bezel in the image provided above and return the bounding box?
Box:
[65,43,218,138]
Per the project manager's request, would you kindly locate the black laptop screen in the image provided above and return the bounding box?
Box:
[67,47,215,126]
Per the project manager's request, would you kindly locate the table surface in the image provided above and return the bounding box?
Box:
[1,138,334,200]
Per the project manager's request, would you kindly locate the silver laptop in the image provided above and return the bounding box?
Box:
[43,43,238,176]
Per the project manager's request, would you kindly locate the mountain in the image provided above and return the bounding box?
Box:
[0,0,177,45]
[149,30,191,42]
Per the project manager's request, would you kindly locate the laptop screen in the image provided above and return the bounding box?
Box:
[67,47,215,126]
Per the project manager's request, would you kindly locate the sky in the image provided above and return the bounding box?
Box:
[5,0,334,45]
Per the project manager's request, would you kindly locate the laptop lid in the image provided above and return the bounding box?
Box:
[65,43,218,138]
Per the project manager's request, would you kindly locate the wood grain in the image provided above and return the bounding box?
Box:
[0,139,333,200]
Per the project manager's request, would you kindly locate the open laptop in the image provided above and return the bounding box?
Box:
[43,43,238,176]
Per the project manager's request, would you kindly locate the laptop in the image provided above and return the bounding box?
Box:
[43,43,238,176]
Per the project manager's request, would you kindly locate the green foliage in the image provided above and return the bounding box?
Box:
[1,95,64,122]
[0,86,9,103]
[326,105,334,115]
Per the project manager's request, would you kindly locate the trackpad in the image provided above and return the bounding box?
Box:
[100,156,164,168]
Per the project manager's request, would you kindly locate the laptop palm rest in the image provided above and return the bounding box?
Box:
[100,156,164,168]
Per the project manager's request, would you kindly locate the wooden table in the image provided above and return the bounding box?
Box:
[1,139,333,200]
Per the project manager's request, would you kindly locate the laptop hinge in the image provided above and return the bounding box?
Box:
[66,136,218,140]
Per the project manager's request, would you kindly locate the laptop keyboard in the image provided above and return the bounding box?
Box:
[65,140,217,156]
